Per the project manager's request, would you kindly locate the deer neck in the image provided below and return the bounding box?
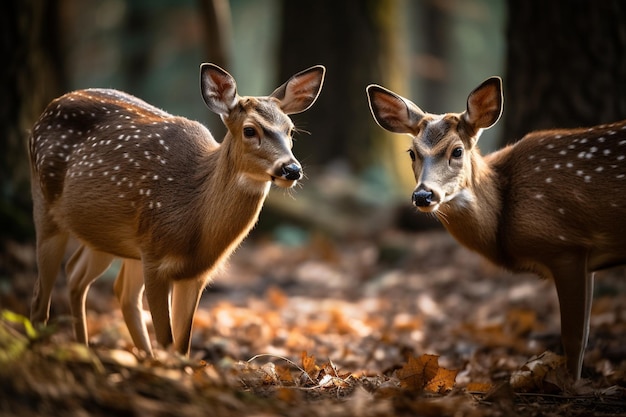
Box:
[192,136,270,271]
[436,153,503,264]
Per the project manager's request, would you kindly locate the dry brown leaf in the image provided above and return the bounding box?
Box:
[301,351,319,378]
[275,364,294,384]
[510,351,569,393]
[396,354,440,391]
[465,381,493,393]
[425,366,458,394]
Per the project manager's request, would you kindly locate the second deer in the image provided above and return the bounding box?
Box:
[367,77,626,379]
[30,63,325,355]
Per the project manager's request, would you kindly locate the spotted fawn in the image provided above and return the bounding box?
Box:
[29,63,325,355]
[367,77,626,379]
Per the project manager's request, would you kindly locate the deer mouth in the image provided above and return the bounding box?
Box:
[415,204,438,213]
[271,175,298,188]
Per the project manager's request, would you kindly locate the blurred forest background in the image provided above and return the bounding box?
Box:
[1,0,626,244]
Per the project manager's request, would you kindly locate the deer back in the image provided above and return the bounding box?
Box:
[367,78,626,274]
[489,121,626,272]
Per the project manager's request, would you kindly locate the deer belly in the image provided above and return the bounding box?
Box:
[51,187,143,259]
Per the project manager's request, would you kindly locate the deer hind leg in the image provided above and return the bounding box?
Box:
[143,269,173,350]
[551,256,594,380]
[65,245,115,345]
[30,225,70,325]
[113,259,152,355]
[171,277,206,355]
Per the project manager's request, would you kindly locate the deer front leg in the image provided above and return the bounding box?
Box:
[551,257,594,380]
[144,272,174,350]
[171,277,206,355]
[113,259,152,355]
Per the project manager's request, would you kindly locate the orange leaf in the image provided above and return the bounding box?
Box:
[301,351,319,377]
[466,381,493,393]
[275,364,294,384]
[425,366,458,393]
[396,354,440,391]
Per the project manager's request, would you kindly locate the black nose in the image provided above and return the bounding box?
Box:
[282,163,302,180]
[412,189,433,207]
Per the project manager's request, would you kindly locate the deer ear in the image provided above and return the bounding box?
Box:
[270,65,325,115]
[463,76,503,135]
[200,63,238,116]
[366,85,424,135]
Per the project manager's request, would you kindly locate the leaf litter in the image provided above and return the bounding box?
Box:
[2,222,626,416]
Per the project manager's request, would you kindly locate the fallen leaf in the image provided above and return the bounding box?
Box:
[396,354,439,391]
[510,351,569,393]
[425,366,458,394]
[465,381,493,392]
[301,351,319,376]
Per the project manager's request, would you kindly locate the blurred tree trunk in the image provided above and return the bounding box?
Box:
[502,1,626,145]
[198,0,233,70]
[0,0,65,241]
[277,0,403,174]
[197,0,233,139]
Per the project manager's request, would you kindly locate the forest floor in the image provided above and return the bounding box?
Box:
[2,191,626,416]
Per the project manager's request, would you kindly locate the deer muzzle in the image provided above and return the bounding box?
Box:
[281,162,302,181]
[412,184,441,212]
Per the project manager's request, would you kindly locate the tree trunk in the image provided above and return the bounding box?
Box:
[0,0,65,240]
[502,0,626,145]
[198,0,233,71]
[277,0,402,173]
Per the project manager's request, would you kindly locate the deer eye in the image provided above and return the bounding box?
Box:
[243,127,257,138]
[451,147,463,158]
[408,149,416,161]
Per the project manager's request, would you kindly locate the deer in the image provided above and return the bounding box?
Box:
[29,63,325,356]
[367,77,626,380]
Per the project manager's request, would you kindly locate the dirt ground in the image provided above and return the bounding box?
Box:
[2,197,626,416]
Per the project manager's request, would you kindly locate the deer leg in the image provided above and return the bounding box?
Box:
[66,245,114,345]
[30,231,69,325]
[171,278,206,355]
[144,272,173,350]
[113,259,152,355]
[551,257,594,380]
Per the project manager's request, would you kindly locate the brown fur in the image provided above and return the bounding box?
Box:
[368,77,626,379]
[30,64,325,355]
